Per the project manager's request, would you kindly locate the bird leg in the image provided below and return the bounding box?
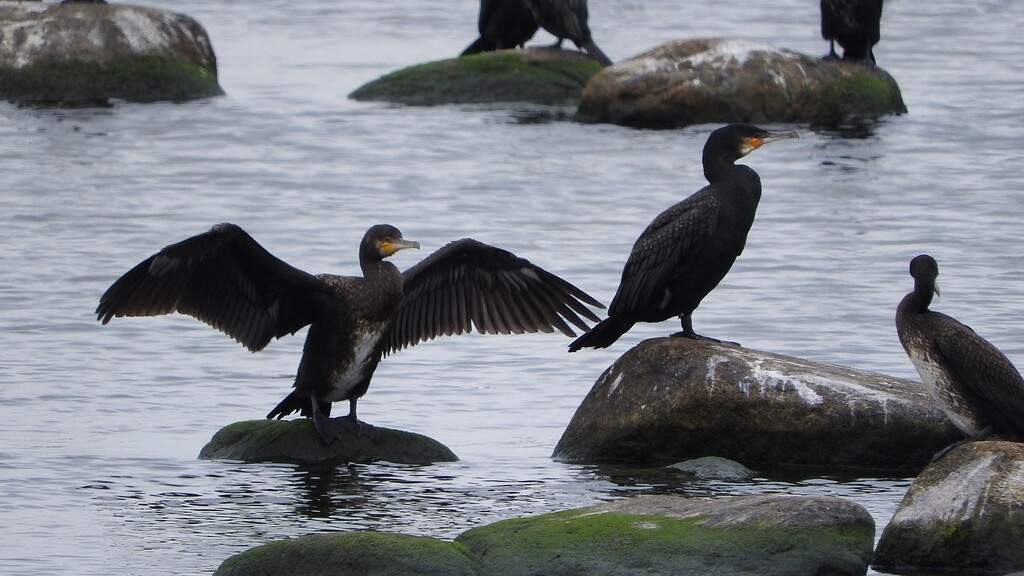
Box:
[330,398,381,442]
[670,314,740,346]
[931,425,994,461]
[310,397,345,444]
[545,38,565,50]
[823,40,839,61]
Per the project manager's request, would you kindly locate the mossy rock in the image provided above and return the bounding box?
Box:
[577,37,906,129]
[198,419,458,465]
[0,2,223,104]
[456,494,875,576]
[349,48,603,106]
[215,531,481,576]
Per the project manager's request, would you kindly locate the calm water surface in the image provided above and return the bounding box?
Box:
[2,0,1022,574]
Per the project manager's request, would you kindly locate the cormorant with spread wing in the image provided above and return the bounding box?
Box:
[896,254,1024,459]
[569,124,798,351]
[97,223,603,443]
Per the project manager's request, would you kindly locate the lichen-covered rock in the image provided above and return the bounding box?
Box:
[214,531,481,576]
[553,338,960,469]
[576,38,906,129]
[456,494,875,576]
[349,48,603,106]
[198,419,458,465]
[873,441,1024,574]
[0,2,223,104]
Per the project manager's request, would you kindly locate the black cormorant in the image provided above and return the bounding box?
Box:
[569,124,798,352]
[97,223,603,443]
[820,0,883,64]
[896,254,1024,458]
[523,0,612,66]
[462,0,539,56]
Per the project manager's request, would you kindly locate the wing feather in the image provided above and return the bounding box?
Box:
[935,327,1024,433]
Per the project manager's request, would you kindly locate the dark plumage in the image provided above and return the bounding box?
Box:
[569,124,798,352]
[462,0,539,56]
[896,255,1024,458]
[523,0,612,66]
[97,223,603,443]
[820,0,883,64]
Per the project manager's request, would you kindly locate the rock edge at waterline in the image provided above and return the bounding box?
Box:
[554,338,960,470]
[198,419,458,465]
[576,38,907,129]
[0,1,223,104]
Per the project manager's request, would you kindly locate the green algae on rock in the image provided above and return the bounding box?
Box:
[577,38,906,129]
[198,419,458,465]
[349,48,603,106]
[0,2,223,104]
[214,531,481,576]
[456,494,875,576]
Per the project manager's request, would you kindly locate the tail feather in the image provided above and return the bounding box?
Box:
[461,36,496,56]
[568,316,633,352]
[267,391,329,420]
[581,39,612,67]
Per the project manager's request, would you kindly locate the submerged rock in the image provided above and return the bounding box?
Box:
[577,38,906,129]
[0,2,223,104]
[668,456,755,480]
[553,338,960,469]
[873,441,1024,574]
[198,419,458,465]
[456,494,875,576]
[349,48,603,106]
[214,531,480,576]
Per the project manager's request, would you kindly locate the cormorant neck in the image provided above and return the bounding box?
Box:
[703,150,740,183]
[908,278,935,313]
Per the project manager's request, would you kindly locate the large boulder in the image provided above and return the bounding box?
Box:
[215,531,481,576]
[349,48,603,106]
[576,38,906,129]
[456,494,875,576]
[198,419,458,465]
[553,338,961,470]
[873,441,1024,574]
[0,1,223,104]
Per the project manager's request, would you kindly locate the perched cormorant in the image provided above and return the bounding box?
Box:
[569,124,798,352]
[462,0,539,56]
[97,223,603,443]
[896,255,1024,458]
[820,0,883,64]
[523,0,613,66]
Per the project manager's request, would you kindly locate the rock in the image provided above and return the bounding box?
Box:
[198,419,459,465]
[0,1,223,104]
[668,456,755,480]
[873,441,1024,574]
[576,38,906,129]
[214,531,480,576]
[553,338,961,469]
[456,494,874,576]
[349,48,603,106]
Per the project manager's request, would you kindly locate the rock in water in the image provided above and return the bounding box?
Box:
[198,419,458,465]
[0,2,223,104]
[873,441,1024,574]
[577,37,906,129]
[554,338,960,469]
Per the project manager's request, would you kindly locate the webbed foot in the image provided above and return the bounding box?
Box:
[669,331,740,347]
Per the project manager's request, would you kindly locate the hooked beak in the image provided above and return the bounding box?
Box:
[382,238,420,255]
[751,130,800,149]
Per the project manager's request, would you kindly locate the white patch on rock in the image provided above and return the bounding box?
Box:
[894,456,997,524]
[112,8,172,54]
[682,39,783,68]
[607,372,624,397]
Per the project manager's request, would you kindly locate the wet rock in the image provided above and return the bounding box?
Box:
[0,2,223,104]
[349,48,602,106]
[668,456,755,480]
[456,494,874,576]
[873,441,1024,574]
[198,419,458,465]
[576,38,906,129]
[553,338,960,470]
[214,531,481,576]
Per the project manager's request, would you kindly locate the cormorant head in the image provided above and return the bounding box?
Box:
[909,254,940,297]
[362,224,420,260]
[705,123,800,164]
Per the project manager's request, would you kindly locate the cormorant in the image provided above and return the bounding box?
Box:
[569,124,798,352]
[523,0,613,66]
[896,254,1024,458]
[97,223,603,443]
[462,0,539,56]
[820,0,883,64]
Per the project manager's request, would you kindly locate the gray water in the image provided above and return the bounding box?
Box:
[2,0,1023,574]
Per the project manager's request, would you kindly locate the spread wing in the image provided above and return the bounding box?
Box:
[935,325,1024,434]
[386,238,603,354]
[609,189,719,315]
[96,223,333,352]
